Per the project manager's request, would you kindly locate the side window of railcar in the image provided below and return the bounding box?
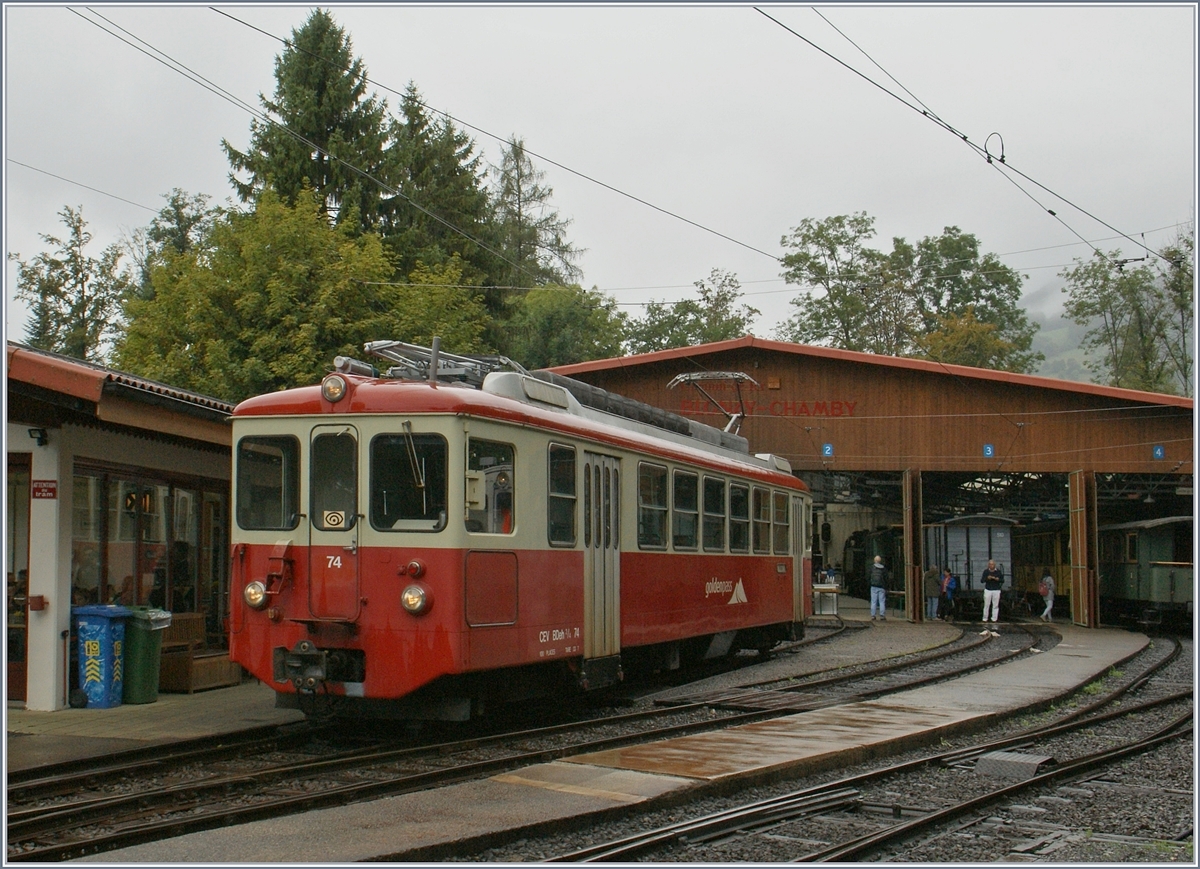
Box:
[236,436,299,530]
[369,432,448,531]
[703,477,726,552]
[547,444,576,546]
[729,483,750,553]
[772,491,790,555]
[467,440,516,534]
[752,487,771,554]
[637,463,668,549]
[672,471,699,550]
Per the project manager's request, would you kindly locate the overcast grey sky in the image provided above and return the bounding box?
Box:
[3,4,1196,370]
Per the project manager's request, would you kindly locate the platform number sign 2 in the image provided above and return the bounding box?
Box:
[822,443,834,458]
[983,444,995,458]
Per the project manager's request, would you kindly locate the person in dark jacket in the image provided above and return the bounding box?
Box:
[980,559,1004,634]
[923,566,941,620]
[869,555,889,621]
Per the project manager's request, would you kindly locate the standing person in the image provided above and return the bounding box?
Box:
[923,566,941,620]
[940,568,956,620]
[980,559,1004,635]
[869,555,889,621]
[1038,569,1056,622]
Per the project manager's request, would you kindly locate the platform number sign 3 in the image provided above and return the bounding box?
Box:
[983,444,995,458]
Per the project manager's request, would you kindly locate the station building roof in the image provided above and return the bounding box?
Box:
[6,342,233,448]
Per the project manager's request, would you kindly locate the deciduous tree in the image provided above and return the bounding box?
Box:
[506,285,626,369]
[625,269,759,354]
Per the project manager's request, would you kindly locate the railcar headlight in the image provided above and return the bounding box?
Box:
[244,581,268,610]
[400,583,431,615]
[322,374,348,403]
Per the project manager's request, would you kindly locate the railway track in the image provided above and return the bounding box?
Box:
[5,623,1039,861]
[462,637,1192,863]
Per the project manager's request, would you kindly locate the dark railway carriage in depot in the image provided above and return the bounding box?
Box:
[1098,516,1193,626]
[229,342,812,720]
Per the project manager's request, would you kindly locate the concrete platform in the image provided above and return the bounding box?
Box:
[81,622,1148,863]
[5,680,304,773]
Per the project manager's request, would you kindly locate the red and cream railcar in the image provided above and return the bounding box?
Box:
[229,343,812,719]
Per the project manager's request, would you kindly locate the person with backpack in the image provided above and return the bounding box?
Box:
[1038,569,1056,622]
[869,555,889,621]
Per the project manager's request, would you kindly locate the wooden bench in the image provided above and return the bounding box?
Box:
[159,612,242,693]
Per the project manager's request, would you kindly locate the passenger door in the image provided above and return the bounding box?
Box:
[308,426,361,621]
[583,453,620,660]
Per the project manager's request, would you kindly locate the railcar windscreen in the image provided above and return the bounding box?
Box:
[236,436,300,531]
[370,433,448,531]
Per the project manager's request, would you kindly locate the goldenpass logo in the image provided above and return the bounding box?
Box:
[705,577,748,605]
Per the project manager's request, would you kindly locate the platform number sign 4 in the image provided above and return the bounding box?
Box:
[983,444,995,458]
[1153,445,1165,460]
[822,443,834,457]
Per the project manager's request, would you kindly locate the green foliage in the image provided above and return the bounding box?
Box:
[775,213,1042,373]
[488,136,582,290]
[506,286,627,369]
[115,189,411,402]
[9,205,131,362]
[1060,234,1193,396]
[380,84,493,293]
[625,269,759,354]
[124,189,221,301]
[222,9,390,232]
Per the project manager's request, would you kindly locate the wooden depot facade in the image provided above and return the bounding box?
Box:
[552,336,1195,628]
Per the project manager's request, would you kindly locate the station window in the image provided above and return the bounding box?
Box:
[1124,532,1138,564]
[369,431,448,531]
[729,483,750,553]
[752,487,771,554]
[547,444,576,546]
[236,436,299,531]
[703,477,726,552]
[672,470,699,550]
[637,463,668,549]
[772,491,790,555]
[467,440,516,534]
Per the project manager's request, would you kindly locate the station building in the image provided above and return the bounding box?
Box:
[6,343,233,711]
[552,336,1194,627]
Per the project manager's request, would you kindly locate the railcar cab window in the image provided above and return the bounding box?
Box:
[547,444,576,546]
[752,487,771,554]
[311,431,357,531]
[637,463,668,549]
[729,483,750,553]
[772,491,790,554]
[236,436,299,530]
[467,440,515,534]
[672,470,699,550]
[370,432,448,531]
[703,477,726,552]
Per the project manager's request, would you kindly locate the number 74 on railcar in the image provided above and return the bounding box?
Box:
[228,342,812,720]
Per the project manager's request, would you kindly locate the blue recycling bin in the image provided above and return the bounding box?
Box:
[73,605,132,709]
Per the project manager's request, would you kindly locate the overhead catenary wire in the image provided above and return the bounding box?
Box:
[208,6,782,263]
[755,7,1170,265]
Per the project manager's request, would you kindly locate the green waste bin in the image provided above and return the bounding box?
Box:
[123,607,172,704]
